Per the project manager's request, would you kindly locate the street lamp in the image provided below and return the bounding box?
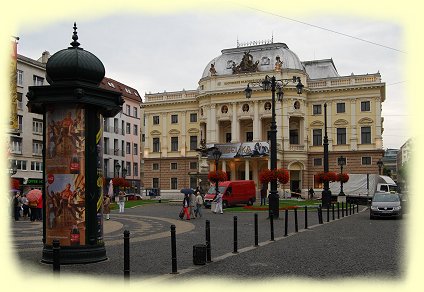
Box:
[115,162,121,177]
[245,75,303,219]
[321,103,332,208]
[377,159,384,175]
[337,156,346,196]
[212,148,222,202]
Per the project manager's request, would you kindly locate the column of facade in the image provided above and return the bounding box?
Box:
[374,97,383,148]
[253,101,260,141]
[282,99,289,150]
[326,102,333,151]
[245,160,250,180]
[222,160,227,172]
[350,99,358,150]
[181,112,186,155]
[231,102,239,143]
[205,105,211,142]
[210,104,217,143]
[144,113,150,154]
[161,113,168,156]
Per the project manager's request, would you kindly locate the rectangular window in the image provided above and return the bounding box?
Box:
[190,113,197,123]
[18,115,23,132]
[133,143,138,155]
[11,137,22,154]
[153,116,160,125]
[313,177,323,189]
[171,114,178,124]
[33,75,44,86]
[152,178,159,189]
[142,134,145,142]
[336,102,345,113]
[152,163,159,170]
[190,162,198,170]
[133,163,138,177]
[32,119,43,134]
[153,138,160,152]
[32,140,43,156]
[226,133,232,143]
[190,177,197,189]
[126,142,131,154]
[126,161,131,177]
[126,105,131,116]
[17,70,23,86]
[246,132,253,142]
[337,128,347,145]
[170,162,178,170]
[361,126,371,144]
[30,161,43,171]
[12,159,27,170]
[133,124,138,136]
[289,129,299,144]
[312,129,322,146]
[133,107,138,118]
[190,136,197,151]
[121,121,125,135]
[361,101,370,112]
[313,104,322,115]
[171,137,178,152]
[362,156,372,165]
[171,178,178,189]
[126,123,131,134]
[313,158,322,166]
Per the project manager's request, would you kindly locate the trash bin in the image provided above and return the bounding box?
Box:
[193,244,206,265]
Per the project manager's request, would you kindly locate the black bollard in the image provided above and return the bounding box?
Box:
[170,225,178,274]
[206,220,212,262]
[327,204,330,222]
[319,206,323,224]
[254,213,259,247]
[52,239,60,274]
[357,203,359,213]
[350,203,352,215]
[332,204,335,220]
[337,202,340,219]
[346,201,348,216]
[342,202,345,217]
[294,208,298,232]
[304,206,308,229]
[353,203,355,214]
[124,230,130,280]
[233,216,238,253]
[284,209,288,236]
[270,211,275,241]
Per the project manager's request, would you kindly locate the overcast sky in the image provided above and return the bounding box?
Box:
[15,6,407,149]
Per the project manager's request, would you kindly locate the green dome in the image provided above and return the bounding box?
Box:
[46,23,105,85]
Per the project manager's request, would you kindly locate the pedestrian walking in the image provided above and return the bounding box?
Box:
[260,184,267,206]
[104,194,111,220]
[189,191,196,219]
[36,193,43,221]
[118,191,125,213]
[13,193,21,221]
[182,193,190,220]
[308,187,315,199]
[213,191,223,214]
[195,191,203,218]
[21,194,30,219]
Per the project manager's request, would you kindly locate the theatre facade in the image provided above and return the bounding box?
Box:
[142,41,385,198]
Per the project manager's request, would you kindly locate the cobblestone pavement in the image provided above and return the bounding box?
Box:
[10,202,405,282]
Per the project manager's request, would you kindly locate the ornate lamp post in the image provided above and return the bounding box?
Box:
[245,75,303,219]
[377,159,384,175]
[321,103,332,208]
[337,156,346,196]
[212,148,222,200]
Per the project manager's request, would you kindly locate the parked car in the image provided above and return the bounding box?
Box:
[370,192,402,219]
[124,193,143,201]
[204,180,256,209]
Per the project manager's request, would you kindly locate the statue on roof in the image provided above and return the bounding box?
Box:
[275,56,283,71]
[232,51,259,74]
[209,63,217,76]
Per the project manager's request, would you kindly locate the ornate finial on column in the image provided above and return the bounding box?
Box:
[70,22,81,48]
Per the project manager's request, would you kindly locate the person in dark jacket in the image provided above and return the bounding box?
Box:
[182,193,190,220]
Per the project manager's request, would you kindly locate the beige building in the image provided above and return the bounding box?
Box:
[142,42,385,198]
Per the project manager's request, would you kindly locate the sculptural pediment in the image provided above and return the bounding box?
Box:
[310,120,324,127]
[334,119,349,126]
[169,129,180,135]
[150,130,161,136]
[188,128,199,134]
[358,117,373,124]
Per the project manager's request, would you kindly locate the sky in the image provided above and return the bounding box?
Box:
[13,5,408,150]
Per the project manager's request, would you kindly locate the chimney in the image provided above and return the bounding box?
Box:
[41,51,51,64]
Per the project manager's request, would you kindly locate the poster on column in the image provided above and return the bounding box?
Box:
[45,106,86,246]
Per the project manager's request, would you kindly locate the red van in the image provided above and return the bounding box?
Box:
[204,180,256,208]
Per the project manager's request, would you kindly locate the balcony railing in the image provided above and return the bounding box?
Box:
[289,145,305,151]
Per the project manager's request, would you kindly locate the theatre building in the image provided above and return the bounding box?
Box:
[142,41,385,198]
